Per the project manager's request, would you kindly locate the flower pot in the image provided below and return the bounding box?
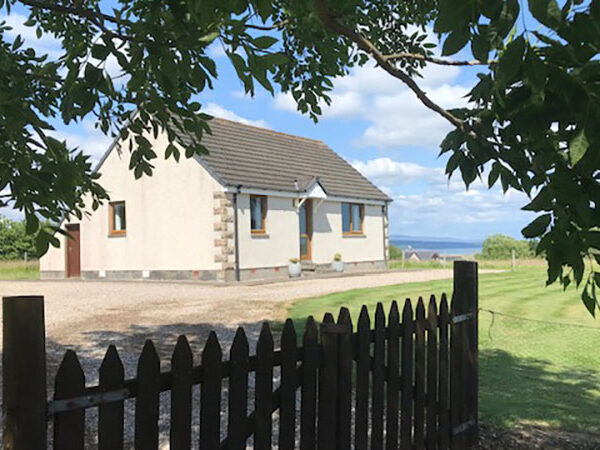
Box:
[288,262,302,277]
[331,260,344,272]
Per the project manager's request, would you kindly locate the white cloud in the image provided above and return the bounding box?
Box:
[2,13,61,57]
[49,120,114,165]
[203,103,270,128]
[351,157,442,187]
[352,156,534,239]
[272,29,473,151]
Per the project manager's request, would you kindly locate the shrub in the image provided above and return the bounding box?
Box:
[0,217,36,260]
[479,234,534,260]
[333,253,342,261]
[389,245,403,260]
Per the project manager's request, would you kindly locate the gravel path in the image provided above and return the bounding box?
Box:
[0,269,486,447]
[0,269,470,349]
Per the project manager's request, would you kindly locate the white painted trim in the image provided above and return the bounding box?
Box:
[305,181,327,199]
[223,186,387,205]
[296,196,308,211]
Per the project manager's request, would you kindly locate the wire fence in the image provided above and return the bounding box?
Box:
[479,308,600,370]
[478,309,600,431]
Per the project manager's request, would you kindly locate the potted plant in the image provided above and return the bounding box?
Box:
[288,258,302,277]
[331,253,344,272]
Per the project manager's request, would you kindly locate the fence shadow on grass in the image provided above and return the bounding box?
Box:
[480,349,600,433]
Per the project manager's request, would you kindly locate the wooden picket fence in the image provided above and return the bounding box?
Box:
[2,261,478,450]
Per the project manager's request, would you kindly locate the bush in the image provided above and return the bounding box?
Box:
[479,234,534,260]
[0,217,36,260]
[389,244,403,260]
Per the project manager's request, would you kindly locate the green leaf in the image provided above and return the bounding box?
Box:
[435,0,471,33]
[529,0,562,29]
[254,0,273,21]
[441,28,470,56]
[253,36,278,50]
[569,129,589,165]
[262,52,289,66]
[522,213,551,238]
[524,48,547,89]
[471,32,490,62]
[25,214,39,234]
[488,162,501,187]
[84,63,102,86]
[481,0,503,18]
[581,282,596,316]
[439,128,464,154]
[496,36,525,86]
[522,187,552,211]
[91,44,110,60]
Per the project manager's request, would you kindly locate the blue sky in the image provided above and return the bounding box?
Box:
[1,10,537,241]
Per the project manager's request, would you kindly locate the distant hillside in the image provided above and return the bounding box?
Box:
[389,235,482,255]
[390,234,483,246]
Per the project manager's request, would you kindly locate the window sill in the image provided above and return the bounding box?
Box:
[108,232,127,238]
[251,233,270,239]
[343,233,366,238]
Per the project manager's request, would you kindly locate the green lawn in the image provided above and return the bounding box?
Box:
[0,260,40,280]
[286,265,600,432]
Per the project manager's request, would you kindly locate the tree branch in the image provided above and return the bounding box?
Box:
[245,20,289,31]
[384,52,496,66]
[17,0,174,47]
[18,0,126,27]
[312,0,469,133]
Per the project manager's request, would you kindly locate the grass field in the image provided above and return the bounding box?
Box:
[287,264,600,432]
[0,260,40,280]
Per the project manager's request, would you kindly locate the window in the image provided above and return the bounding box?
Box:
[109,201,126,235]
[250,195,267,234]
[342,202,363,234]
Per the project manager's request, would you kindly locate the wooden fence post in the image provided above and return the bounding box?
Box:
[2,296,47,450]
[450,261,478,448]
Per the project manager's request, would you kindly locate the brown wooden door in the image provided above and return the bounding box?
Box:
[66,224,81,278]
[299,200,312,260]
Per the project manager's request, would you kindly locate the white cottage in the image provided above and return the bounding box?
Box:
[41,118,392,281]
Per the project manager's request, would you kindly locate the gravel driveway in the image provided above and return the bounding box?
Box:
[0,269,466,350]
[0,269,467,447]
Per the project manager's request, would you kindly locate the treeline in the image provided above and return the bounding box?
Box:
[388,234,539,261]
[478,234,539,260]
[0,217,36,260]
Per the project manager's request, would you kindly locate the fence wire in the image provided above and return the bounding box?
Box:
[479,308,600,370]
[478,308,600,431]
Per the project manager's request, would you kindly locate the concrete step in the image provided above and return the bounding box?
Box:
[301,261,316,271]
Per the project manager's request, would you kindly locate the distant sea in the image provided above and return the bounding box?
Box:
[390,237,482,256]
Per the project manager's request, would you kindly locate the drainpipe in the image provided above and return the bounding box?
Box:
[233,185,241,282]
[382,203,389,268]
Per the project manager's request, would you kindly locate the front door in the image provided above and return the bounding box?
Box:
[299,200,312,260]
[66,224,81,278]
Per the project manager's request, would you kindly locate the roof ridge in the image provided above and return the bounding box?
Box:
[210,117,325,145]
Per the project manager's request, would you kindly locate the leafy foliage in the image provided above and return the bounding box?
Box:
[389,244,403,260]
[1,0,599,313]
[478,234,534,260]
[434,0,600,314]
[0,217,36,260]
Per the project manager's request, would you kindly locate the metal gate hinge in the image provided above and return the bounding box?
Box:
[452,418,476,435]
[452,312,474,324]
[48,388,130,415]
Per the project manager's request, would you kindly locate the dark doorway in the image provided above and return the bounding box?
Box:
[299,200,312,261]
[65,224,81,278]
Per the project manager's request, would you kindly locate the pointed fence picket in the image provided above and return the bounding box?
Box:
[1,261,478,450]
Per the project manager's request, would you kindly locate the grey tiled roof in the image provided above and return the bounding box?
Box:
[184,118,391,202]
